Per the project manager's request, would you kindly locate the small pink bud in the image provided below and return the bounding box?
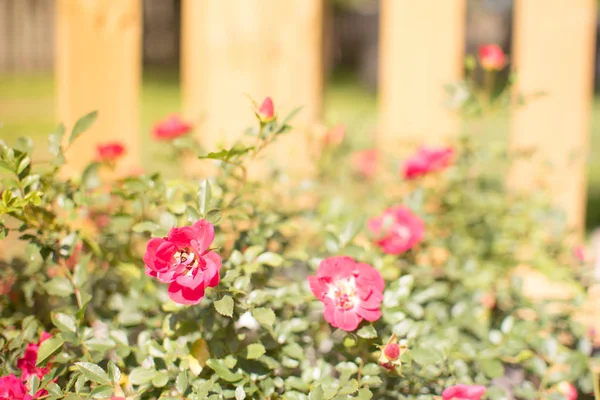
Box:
[258,97,275,121]
[573,246,586,263]
[557,382,578,400]
[478,44,507,71]
[323,124,346,147]
[383,343,400,361]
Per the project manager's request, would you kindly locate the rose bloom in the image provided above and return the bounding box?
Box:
[442,384,486,400]
[96,142,125,162]
[478,44,507,71]
[257,96,275,122]
[403,146,454,180]
[144,219,222,305]
[556,382,577,400]
[323,124,345,147]
[308,256,384,331]
[17,332,52,381]
[0,375,32,400]
[368,206,425,255]
[152,114,192,140]
[351,149,379,179]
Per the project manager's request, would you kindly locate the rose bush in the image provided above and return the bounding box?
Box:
[0,95,598,399]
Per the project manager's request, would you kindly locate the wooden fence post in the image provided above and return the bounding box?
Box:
[56,0,142,176]
[181,0,323,177]
[379,0,466,148]
[509,0,597,233]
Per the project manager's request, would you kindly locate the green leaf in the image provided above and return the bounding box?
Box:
[36,336,64,366]
[152,370,169,387]
[48,123,65,157]
[256,252,284,267]
[108,361,121,383]
[214,296,234,317]
[90,385,113,398]
[51,312,77,333]
[199,146,253,162]
[206,209,222,224]
[252,307,276,327]
[198,179,212,216]
[281,106,303,126]
[309,385,324,400]
[75,362,111,385]
[357,388,373,400]
[44,277,74,297]
[357,325,377,339]
[410,348,441,365]
[245,343,266,360]
[129,367,157,385]
[132,221,161,234]
[176,371,188,393]
[69,111,98,144]
[480,359,504,378]
[46,381,62,397]
[235,385,246,400]
[206,359,244,382]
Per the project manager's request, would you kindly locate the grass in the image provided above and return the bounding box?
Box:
[1,69,600,230]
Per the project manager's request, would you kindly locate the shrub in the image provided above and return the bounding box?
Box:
[0,99,595,399]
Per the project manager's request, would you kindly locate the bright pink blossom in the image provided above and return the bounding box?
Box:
[557,382,577,400]
[0,375,32,400]
[308,256,384,332]
[403,147,454,180]
[368,206,425,255]
[96,142,125,162]
[257,97,275,122]
[323,124,346,147]
[478,44,507,71]
[17,332,52,382]
[351,149,379,179]
[144,219,222,305]
[442,384,486,400]
[152,114,193,141]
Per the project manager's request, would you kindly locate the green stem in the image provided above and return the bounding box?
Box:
[593,365,600,400]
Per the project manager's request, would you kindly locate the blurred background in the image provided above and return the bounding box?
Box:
[0,0,599,230]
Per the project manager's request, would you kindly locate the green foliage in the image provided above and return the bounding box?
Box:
[0,97,596,400]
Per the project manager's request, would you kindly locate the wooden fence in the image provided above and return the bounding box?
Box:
[1,0,597,233]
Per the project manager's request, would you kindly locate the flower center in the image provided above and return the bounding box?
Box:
[328,277,357,311]
[173,249,199,274]
[391,224,410,243]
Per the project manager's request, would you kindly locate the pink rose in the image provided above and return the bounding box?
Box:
[17,332,52,382]
[0,375,32,400]
[368,206,425,255]
[257,97,275,122]
[442,384,487,400]
[152,114,192,141]
[478,44,507,71]
[556,382,577,400]
[403,147,454,180]
[96,142,125,162]
[323,124,346,147]
[351,149,379,179]
[308,256,384,331]
[144,219,222,305]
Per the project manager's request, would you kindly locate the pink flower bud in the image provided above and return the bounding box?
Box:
[383,343,400,361]
[258,97,275,122]
[323,124,346,147]
[478,44,507,71]
[557,382,578,400]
